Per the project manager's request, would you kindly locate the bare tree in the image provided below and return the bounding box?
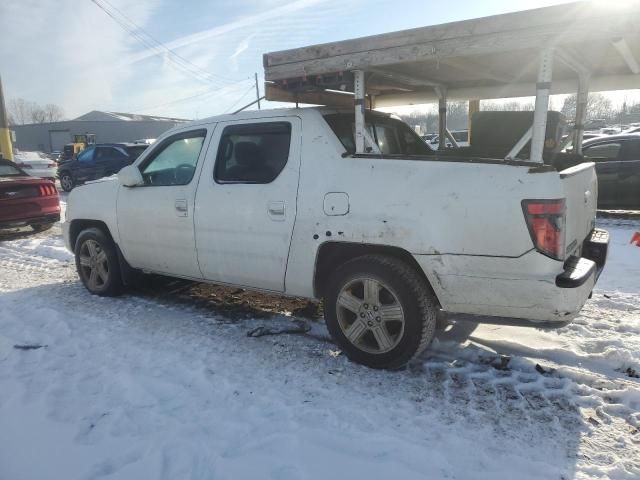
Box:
[561,93,614,121]
[30,107,47,124]
[7,98,65,124]
[43,104,65,122]
[7,98,34,125]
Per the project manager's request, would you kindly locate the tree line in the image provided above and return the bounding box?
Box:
[7,98,65,125]
[400,93,640,134]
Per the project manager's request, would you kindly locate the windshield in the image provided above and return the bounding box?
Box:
[324,113,433,156]
[0,162,25,177]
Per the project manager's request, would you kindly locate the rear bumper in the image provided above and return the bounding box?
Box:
[414,228,609,324]
[555,228,609,288]
[0,213,60,229]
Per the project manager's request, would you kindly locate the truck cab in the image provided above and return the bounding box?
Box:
[63,107,608,369]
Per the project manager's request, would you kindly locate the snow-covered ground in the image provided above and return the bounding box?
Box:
[0,216,639,480]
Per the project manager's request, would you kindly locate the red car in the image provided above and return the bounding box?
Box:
[0,159,61,232]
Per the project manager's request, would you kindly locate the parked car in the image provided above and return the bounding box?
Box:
[48,151,62,161]
[63,108,607,369]
[561,132,603,152]
[429,130,470,148]
[14,151,58,181]
[0,159,60,232]
[58,143,149,192]
[580,134,640,209]
[421,133,437,143]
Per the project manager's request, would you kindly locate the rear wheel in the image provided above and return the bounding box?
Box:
[75,227,122,296]
[60,172,74,192]
[324,254,438,369]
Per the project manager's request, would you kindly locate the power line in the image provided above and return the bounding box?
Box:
[90,0,247,87]
[99,0,245,85]
[224,85,257,114]
[136,81,253,113]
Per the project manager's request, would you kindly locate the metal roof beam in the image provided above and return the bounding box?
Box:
[612,38,640,74]
[368,67,443,88]
[555,48,591,76]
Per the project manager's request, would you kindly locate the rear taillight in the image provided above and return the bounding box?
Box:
[48,162,57,168]
[522,199,566,260]
[17,162,32,169]
[38,184,57,197]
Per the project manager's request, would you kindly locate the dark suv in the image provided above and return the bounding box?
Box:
[581,134,640,209]
[58,143,148,192]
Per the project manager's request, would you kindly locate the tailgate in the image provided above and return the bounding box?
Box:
[560,162,598,257]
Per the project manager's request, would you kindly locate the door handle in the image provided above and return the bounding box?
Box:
[268,201,285,220]
[175,199,188,217]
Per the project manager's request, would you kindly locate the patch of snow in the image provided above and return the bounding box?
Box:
[0,220,638,479]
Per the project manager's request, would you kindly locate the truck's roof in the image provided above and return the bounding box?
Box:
[185,106,392,128]
[263,1,640,107]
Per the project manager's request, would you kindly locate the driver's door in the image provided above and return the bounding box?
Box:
[116,127,211,278]
[74,146,97,183]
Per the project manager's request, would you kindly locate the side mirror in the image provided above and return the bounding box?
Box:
[118,165,144,187]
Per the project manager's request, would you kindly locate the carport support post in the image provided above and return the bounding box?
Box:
[354,70,366,154]
[0,75,13,161]
[574,74,590,155]
[530,48,554,164]
[435,86,447,151]
[468,99,480,135]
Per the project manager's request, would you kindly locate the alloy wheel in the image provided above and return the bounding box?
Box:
[336,276,405,354]
[78,239,109,290]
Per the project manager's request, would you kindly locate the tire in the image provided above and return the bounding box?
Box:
[31,223,54,233]
[324,254,438,369]
[74,227,123,296]
[60,172,74,192]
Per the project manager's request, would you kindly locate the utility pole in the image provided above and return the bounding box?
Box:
[0,75,14,160]
[254,72,261,110]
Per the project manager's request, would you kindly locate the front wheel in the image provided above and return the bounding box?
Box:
[324,254,438,369]
[60,172,74,192]
[75,227,122,296]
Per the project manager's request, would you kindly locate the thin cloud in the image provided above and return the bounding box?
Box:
[123,0,326,65]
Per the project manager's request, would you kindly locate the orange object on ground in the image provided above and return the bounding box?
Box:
[631,232,640,247]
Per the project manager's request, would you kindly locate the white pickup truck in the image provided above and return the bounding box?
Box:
[63,107,608,369]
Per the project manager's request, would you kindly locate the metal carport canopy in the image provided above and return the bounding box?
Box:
[263,1,640,107]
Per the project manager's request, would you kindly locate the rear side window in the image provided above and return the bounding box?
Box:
[323,113,432,156]
[452,131,469,142]
[214,122,291,184]
[95,147,127,161]
[583,142,622,162]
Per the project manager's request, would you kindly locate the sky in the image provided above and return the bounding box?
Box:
[0,0,638,120]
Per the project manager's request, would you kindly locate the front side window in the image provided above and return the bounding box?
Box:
[140,130,206,186]
[77,147,95,162]
[583,142,622,162]
[214,122,291,184]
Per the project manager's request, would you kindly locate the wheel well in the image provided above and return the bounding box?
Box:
[69,219,115,252]
[313,242,439,304]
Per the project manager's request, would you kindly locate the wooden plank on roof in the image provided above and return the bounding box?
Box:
[264,1,640,85]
